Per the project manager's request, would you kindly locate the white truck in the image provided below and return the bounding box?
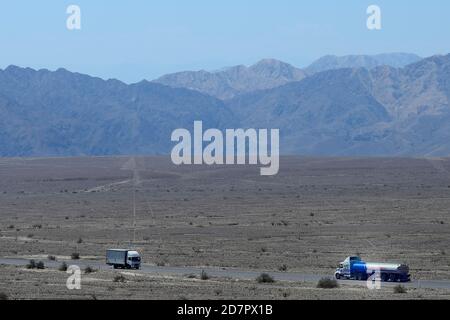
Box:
[106,249,141,269]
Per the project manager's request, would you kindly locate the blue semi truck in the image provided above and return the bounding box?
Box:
[335,256,410,282]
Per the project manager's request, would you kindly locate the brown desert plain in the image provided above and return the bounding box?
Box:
[0,156,450,300]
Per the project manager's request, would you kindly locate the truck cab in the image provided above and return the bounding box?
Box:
[335,256,361,280]
[126,251,141,269]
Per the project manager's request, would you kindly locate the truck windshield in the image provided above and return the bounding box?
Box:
[131,257,140,262]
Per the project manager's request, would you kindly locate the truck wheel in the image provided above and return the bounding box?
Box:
[113,265,118,269]
[335,273,341,280]
[381,273,388,282]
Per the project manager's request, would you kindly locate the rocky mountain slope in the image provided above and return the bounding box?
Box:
[226,54,450,155]
[0,66,234,156]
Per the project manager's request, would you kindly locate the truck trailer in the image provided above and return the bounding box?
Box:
[106,249,141,269]
[335,256,410,282]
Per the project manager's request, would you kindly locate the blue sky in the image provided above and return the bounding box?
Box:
[0,0,449,83]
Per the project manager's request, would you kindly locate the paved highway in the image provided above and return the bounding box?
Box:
[2,257,450,290]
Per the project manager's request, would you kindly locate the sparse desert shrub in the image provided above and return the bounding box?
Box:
[27,234,34,238]
[59,262,68,271]
[113,274,126,283]
[26,260,36,269]
[156,261,165,267]
[393,285,407,294]
[200,270,210,280]
[47,255,56,261]
[0,292,8,300]
[77,237,83,244]
[192,247,202,254]
[71,252,80,260]
[7,225,14,229]
[84,266,96,274]
[32,224,42,229]
[317,277,339,289]
[26,260,44,269]
[278,264,288,272]
[256,273,275,283]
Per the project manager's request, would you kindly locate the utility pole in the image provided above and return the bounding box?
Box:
[133,185,136,244]
[131,156,138,246]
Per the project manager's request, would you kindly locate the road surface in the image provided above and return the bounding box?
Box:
[1,257,450,290]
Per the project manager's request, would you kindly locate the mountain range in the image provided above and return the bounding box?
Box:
[1,53,450,157]
[154,53,421,99]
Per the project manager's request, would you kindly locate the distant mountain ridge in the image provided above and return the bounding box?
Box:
[305,53,422,74]
[154,53,422,99]
[155,59,307,100]
[1,53,450,157]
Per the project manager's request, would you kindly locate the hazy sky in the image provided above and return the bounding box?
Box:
[0,0,449,83]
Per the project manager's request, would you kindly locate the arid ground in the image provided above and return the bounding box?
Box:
[1,156,450,299]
